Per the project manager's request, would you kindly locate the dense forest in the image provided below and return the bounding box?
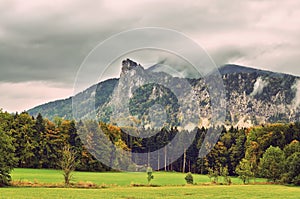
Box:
[0,109,299,186]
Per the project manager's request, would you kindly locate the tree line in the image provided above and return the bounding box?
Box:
[0,109,299,186]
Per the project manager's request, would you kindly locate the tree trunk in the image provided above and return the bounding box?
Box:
[157,150,160,171]
[182,148,186,173]
[164,147,167,171]
[147,149,150,167]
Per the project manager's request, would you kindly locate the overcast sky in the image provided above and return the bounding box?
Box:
[1,0,300,113]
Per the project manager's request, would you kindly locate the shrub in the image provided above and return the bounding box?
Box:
[185,172,194,184]
[221,167,231,185]
[146,167,154,184]
[208,168,219,183]
[292,175,300,186]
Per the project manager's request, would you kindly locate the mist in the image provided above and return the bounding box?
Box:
[251,77,268,96]
[292,79,300,109]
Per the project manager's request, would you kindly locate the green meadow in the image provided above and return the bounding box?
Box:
[1,185,300,199]
[11,168,265,186]
[0,168,297,199]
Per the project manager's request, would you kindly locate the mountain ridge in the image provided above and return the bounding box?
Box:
[28,61,300,128]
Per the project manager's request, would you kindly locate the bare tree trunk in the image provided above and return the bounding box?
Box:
[182,148,186,173]
[164,147,167,171]
[147,149,150,167]
[157,150,160,171]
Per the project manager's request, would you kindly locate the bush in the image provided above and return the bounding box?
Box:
[146,167,154,184]
[185,172,194,184]
[292,175,300,185]
[280,173,292,184]
[208,168,219,183]
[221,167,231,185]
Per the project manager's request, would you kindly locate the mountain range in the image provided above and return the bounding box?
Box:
[28,59,300,128]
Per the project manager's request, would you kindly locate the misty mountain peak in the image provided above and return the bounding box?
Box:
[121,59,144,74]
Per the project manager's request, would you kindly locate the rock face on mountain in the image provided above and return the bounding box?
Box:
[28,59,300,128]
[222,71,299,127]
[105,58,200,132]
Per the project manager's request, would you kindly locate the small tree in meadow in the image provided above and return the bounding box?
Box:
[221,166,231,185]
[146,167,154,184]
[235,158,253,184]
[185,172,194,184]
[208,168,219,183]
[60,145,78,186]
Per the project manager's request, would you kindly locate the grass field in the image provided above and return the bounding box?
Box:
[1,185,300,199]
[1,169,298,199]
[11,168,265,186]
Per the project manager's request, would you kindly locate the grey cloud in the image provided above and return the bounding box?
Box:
[211,46,247,66]
[1,0,299,85]
[1,0,300,112]
[0,0,141,85]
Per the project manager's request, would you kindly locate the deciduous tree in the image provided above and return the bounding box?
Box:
[259,146,285,182]
[0,110,16,186]
[235,158,253,184]
[60,145,78,186]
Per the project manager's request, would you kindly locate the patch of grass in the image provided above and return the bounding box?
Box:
[1,185,299,199]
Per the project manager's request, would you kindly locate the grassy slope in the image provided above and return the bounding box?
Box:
[1,185,300,199]
[11,168,265,186]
